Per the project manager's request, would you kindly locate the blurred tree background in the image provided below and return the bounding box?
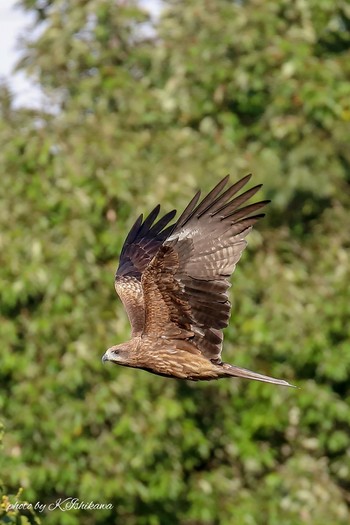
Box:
[1,0,350,523]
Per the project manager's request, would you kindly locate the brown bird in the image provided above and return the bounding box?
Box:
[102,174,293,387]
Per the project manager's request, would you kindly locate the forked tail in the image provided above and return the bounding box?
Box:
[222,363,295,387]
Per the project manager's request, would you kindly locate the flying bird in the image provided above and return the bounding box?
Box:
[102,174,293,386]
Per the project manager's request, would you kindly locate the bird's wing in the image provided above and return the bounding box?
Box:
[115,205,177,336]
[141,175,268,360]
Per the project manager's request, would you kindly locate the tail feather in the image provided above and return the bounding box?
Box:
[222,363,295,387]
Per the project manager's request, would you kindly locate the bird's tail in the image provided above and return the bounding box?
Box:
[222,363,295,387]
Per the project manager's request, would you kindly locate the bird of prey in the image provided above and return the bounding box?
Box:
[102,174,293,387]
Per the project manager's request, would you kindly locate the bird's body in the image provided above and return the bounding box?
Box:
[105,335,290,383]
[103,174,293,387]
[110,336,219,381]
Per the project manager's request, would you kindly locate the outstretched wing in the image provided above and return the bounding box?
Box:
[141,175,269,360]
[115,205,177,335]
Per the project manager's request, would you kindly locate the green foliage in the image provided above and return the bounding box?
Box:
[1,0,350,523]
[0,423,41,524]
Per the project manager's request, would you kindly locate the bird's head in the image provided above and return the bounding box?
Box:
[102,343,132,366]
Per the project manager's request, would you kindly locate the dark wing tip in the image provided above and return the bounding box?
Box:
[116,201,178,279]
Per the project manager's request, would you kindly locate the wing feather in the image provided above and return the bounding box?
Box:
[141,175,269,360]
[116,206,176,278]
[115,205,176,335]
[197,174,253,218]
[141,245,194,339]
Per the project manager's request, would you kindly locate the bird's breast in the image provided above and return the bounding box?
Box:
[135,338,218,380]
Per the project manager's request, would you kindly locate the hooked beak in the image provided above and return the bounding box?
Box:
[101,351,109,363]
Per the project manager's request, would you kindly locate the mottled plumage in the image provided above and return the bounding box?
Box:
[102,175,293,387]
